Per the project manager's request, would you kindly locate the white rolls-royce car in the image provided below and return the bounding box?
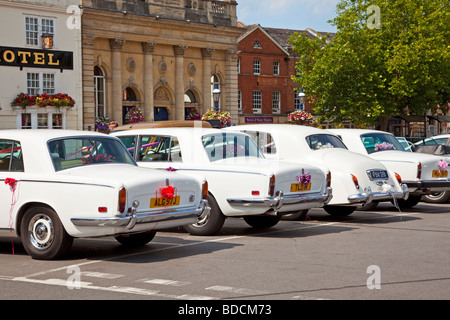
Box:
[329,129,450,208]
[111,127,332,235]
[0,130,208,260]
[225,124,409,216]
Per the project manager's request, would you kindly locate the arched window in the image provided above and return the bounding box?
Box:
[123,87,137,101]
[94,66,105,118]
[184,90,197,103]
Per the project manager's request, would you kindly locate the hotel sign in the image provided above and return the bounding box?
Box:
[0,46,73,71]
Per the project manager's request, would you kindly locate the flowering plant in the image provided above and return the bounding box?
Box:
[11,93,36,108]
[202,110,231,128]
[125,107,144,123]
[438,160,448,169]
[288,110,315,126]
[95,116,110,132]
[11,92,75,109]
[186,107,201,120]
[374,142,394,151]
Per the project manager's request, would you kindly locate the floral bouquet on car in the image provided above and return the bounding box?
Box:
[288,110,315,126]
[125,107,144,123]
[202,110,231,128]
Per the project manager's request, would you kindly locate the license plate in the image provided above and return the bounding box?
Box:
[369,170,388,180]
[432,170,448,178]
[150,196,180,208]
[290,183,312,192]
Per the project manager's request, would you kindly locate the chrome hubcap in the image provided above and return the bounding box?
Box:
[29,214,54,250]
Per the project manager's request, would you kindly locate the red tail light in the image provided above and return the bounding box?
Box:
[395,172,402,184]
[118,187,127,213]
[417,163,422,179]
[268,175,275,197]
[326,171,332,188]
[351,174,360,189]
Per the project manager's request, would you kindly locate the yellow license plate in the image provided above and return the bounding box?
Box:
[150,196,180,208]
[290,183,312,192]
[432,170,448,177]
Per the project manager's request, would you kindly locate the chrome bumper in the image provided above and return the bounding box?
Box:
[71,199,210,230]
[348,184,409,204]
[227,187,333,212]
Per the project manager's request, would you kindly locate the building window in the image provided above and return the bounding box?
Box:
[253,60,261,75]
[16,108,66,130]
[27,72,56,95]
[254,41,261,49]
[272,92,280,114]
[237,59,240,74]
[25,15,55,47]
[253,91,262,114]
[295,89,304,110]
[273,61,280,76]
[94,66,106,118]
[211,74,221,111]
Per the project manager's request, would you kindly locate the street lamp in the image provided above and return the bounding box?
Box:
[298,88,305,110]
[212,88,221,111]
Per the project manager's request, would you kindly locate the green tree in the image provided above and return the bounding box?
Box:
[290,0,449,129]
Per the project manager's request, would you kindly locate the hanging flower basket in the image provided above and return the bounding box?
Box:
[202,110,231,128]
[95,116,110,133]
[125,107,144,123]
[287,110,315,126]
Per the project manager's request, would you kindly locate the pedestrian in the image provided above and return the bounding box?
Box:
[109,120,119,132]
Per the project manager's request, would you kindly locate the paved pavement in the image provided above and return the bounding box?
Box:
[0,202,449,303]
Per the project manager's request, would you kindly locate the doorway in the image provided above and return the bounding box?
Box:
[154,107,169,121]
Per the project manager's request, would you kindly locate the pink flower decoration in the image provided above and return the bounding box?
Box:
[438,160,448,169]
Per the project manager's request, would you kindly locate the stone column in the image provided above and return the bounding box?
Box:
[110,38,125,124]
[201,48,214,114]
[173,45,187,120]
[81,35,95,130]
[226,48,239,125]
[142,42,155,122]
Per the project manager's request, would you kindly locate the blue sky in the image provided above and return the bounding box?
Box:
[236,0,339,32]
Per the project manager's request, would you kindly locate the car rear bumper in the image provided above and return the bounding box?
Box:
[227,187,333,212]
[71,200,210,230]
[348,184,409,204]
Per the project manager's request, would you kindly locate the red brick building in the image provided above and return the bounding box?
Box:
[237,24,331,125]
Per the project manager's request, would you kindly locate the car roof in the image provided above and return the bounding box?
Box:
[228,124,335,136]
[0,129,108,141]
[111,120,213,132]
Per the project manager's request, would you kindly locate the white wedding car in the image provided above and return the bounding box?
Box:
[226,124,409,216]
[329,129,450,208]
[111,126,332,235]
[0,130,208,259]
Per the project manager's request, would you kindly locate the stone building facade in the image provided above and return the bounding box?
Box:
[80,0,243,129]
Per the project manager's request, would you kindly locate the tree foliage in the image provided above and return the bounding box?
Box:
[290,0,449,128]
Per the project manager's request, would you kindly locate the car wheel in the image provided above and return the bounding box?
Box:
[115,231,156,246]
[20,206,73,260]
[396,195,421,209]
[323,205,357,216]
[282,209,309,221]
[183,194,225,236]
[243,215,281,229]
[422,191,450,203]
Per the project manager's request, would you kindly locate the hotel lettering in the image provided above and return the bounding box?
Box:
[0,46,73,70]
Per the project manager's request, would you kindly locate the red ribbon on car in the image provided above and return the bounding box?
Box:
[4,178,17,254]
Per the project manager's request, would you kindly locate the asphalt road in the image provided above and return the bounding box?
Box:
[0,201,449,303]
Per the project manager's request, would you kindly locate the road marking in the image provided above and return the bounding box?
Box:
[205,285,268,296]
[81,271,124,279]
[140,278,190,286]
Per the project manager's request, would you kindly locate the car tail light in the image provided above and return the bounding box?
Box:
[417,163,422,179]
[202,180,208,200]
[395,172,402,184]
[326,171,331,188]
[268,175,275,197]
[118,187,127,213]
[98,207,108,213]
[351,174,360,189]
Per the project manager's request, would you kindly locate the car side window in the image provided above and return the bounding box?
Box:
[0,140,24,172]
[118,136,137,158]
[138,135,182,162]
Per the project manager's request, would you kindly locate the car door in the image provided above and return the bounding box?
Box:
[0,140,24,229]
